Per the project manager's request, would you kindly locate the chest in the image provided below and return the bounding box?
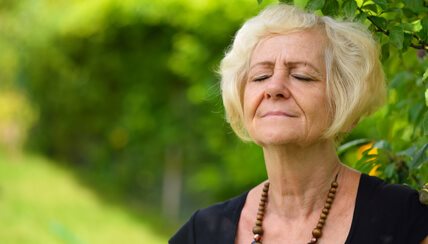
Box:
[234,200,355,244]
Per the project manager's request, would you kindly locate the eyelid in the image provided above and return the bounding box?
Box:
[291,73,315,81]
[252,74,270,82]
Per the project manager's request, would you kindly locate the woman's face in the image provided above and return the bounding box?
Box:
[243,29,331,147]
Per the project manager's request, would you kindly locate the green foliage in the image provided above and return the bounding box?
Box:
[0,154,167,243]
[0,0,427,226]
[294,0,428,187]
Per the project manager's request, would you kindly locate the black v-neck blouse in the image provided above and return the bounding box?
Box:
[169,174,428,244]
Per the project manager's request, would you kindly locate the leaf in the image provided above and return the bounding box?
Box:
[384,163,396,178]
[423,111,428,135]
[425,88,428,107]
[305,0,326,11]
[362,3,378,14]
[408,103,423,123]
[354,11,368,22]
[410,143,428,168]
[381,43,390,61]
[397,146,417,158]
[390,25,404,49]
[337,138,371,155]
[373,0,388,9]
[402,33,412,51]
[322,0,339,16]
[342,0,358,18]
[423,69,428,82]
[403,0,424,13]
[369,16,388,30]
[373,140,392,150]
[420,17,428,42]
[279,0,294,3]
[257,0,263,5]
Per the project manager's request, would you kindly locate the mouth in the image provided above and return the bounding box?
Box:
[261,111,298,118]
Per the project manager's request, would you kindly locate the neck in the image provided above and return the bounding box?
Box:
[262,139,341,219]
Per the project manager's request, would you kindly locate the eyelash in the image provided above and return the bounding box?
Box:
[252,74,313,82]
[252,75,270,82]
[291,75,313,81]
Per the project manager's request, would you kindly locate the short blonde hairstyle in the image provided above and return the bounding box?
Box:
[219,4,386,141]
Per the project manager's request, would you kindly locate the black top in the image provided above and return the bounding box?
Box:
[170,174,428,244]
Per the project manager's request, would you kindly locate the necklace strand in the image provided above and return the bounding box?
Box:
[251,174,339,244]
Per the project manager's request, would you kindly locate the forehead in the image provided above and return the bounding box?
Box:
[250,29,328,67]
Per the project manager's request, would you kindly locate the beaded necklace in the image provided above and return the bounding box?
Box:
[252,174,339,244]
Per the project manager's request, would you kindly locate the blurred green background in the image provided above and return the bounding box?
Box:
[0,0,427,243]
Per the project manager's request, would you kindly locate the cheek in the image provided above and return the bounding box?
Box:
[306,93,331,125]
[243,86,257,117]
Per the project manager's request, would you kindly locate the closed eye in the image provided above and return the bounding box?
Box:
[253,74,270,82]
[291,74,313,81]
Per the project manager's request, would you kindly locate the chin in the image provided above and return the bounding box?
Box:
[252,130,299,146]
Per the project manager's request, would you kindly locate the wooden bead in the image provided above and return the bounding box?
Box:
[318,218,325,225]
[256,220,262,226]
[331,182,338,188]
[316,223,323,229]
[328,192,335,198]
[312,228,322,238]
[326,197,333,204]
[256,214,263,221]
[324,203,331,209]
[329,188,337,194]
[253,226,264,235]
[320,213,327,219]
[322,208,329,214]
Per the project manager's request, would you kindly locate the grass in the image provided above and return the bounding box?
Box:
[0,154,168,244]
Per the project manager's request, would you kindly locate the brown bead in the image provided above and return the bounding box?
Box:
[320,213,327,219]
[326,197,333,204]
[256,214,263,221]
[331,182,338,188]
[318,218,325,225]
[312,228,322,238]
[322,208,329,214]
[259,201,265,207]
[324,203,331,209]
[263,184,269,191]
[328,192,335,198]
[261,196,267,202]
[329,188,337,194]
[253,226,264,235]
[316,223,323,229]
[258,206,265,212]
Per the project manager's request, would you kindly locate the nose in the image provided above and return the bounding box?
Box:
[264,73,291,100]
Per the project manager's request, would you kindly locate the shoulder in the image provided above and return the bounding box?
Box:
[169,192,248,244]
[351,174,428,243]
[359,174,425,210]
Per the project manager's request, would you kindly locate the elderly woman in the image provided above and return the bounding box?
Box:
[170,4,428,244]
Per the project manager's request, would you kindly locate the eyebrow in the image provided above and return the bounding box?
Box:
[249,61,322,76]
[285,61,322,76]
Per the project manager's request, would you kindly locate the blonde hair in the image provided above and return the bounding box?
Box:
[219,4,386,141]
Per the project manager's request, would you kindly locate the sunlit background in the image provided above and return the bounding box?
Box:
[0,0,427,243]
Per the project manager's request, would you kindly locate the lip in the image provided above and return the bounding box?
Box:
[262,111,297,118]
